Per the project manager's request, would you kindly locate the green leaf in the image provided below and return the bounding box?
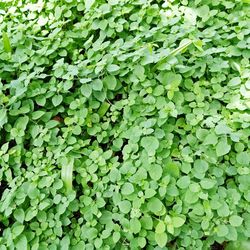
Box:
[228,77,241,87]
[203,132,218,145]
[92,79,103,91]
[229,215,243,227]
[141,136,159,155]
[0,109,8,128]
[107,64,120,73]
[200,178,216,189]
[98,102,110,117]
[170,39,192,56]
[134,65,145,80]
[196,5,210,18]
[147,197,163,214]
[155,221,165,234]
[81,84,92,98]
[172,217,185,228]
[103,75,117,90]
[85,0,95,12]
[145,188,156,198]
[166,162,180,178]
[52,95,63,106]
[177,176,190,189]
[155,232,168,248]
[61,157,74,192]
[225,241,250,250]
[15,116,29,131]
[2,31,12,53]
[54,67,64,78]
[158,72,182,86]
[215,123,232,135]
[121,182,134,195]
[25,208,37,221]
[118,200,131,214]
[112,232,120,243]
[193,159,209,173]
[149,164,162,181]
[236,152,250,165]
[15,235,27,249]
[60,235,70,250]
[31,111,45,120]
[141,216,153,230]
[216,140,231,157]
[217,225,229,237]
[130,218,141,234]
[12,225,25,237]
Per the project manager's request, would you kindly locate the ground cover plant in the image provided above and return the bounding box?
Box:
[0,0,250,249]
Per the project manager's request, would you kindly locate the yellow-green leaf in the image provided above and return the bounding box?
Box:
[61,157,74,192]
[2,31,12,53]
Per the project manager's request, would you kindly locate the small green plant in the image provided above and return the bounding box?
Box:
[0,0,249,249]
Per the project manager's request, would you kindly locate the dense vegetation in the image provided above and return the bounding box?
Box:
[0,0,250,249]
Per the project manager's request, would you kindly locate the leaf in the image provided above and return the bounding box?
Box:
[155,232,168,248]
[15,235,27,249]
[103,75,117,90]
[147,197,163,214]
[0,109,8,128]
[98,102,110,117]
[145,188,156,198]
[15,116,29,131]
[130,218,141,234]
[118,200,131,214]
[25,208,37,221]
[60,235,70,250]
[2,31,12,53]
[55,6,62,20]
[193,159,208,173]
[228,77,241,87]
[92,79,103,91]
[54,67,64,78]
[112,232,120,243]
[80,84,92,98]
[61,157,74,192]
[155,221,165,234]
[134,65,145,80]
[141,216,153,230]
[216,140,231,157]
[229,215,243,227]
[172,217,185,228]
[193,39,203,51]
[203,132,218,145]
[217,225,229,237]
[170,39,192,56]
[215,123,232,135]
[177,176,190,189]
[149,164,162,181]
[52,95,63,106]
[32,111,45,120]
[12,225,25,237]
[85,0,95,12]
[121,182,134,195]
[166,162,180,177]
[141,136,159,155]
[107,64,120,72]
[157,72,182,86]
[225,241,250,250]
[196,5,210,18]
[200,178,216,189]
[236,152,250,165]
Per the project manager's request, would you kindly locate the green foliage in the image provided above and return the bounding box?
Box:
[0,0,250,249]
